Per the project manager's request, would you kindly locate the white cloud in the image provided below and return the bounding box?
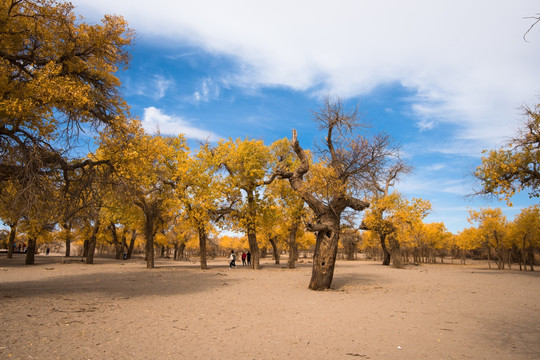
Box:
[193,77,220,103]
[142,107,220,141]
[154,75,173,99]
[124,74,173,100]
[399,176,469,197]
[74,0,540,150]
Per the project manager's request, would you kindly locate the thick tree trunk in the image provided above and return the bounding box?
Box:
[145,213,155,269]
[7,223,16,259]
[25,237,37,265]
[127,229,136,260]
[345,236,357,260]
[65,234,71,257]
[178,242,186,260]
[247,229,260,269]
[62,223,72,257]
[245,191,260,269]
[269,237,280,265]
[380,234,391,266]
[288,222,299,269]
[389,237,403,268]
[121,232,127,259]
[109,223,123,259]
[309,225,340,290]
[198,226,208,269]
[86,220,101,264]
[83,240,89,258]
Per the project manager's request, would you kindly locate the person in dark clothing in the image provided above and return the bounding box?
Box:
[246,251,251,266]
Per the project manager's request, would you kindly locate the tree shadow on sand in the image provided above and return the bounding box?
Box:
[0,265,237,300]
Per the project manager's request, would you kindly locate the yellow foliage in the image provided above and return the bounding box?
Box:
[218,235,248,251]
[475,103,540,204]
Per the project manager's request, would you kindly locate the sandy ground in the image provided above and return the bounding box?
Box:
[0,253,539,360]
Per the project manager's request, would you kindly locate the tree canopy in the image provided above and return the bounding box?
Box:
[474,104,540,204]
[0,0,133,205]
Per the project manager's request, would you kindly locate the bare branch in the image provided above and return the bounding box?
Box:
[523,14,540,42]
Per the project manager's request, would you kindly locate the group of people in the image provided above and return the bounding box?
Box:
[12,243,27,253]
[228,250,251,268]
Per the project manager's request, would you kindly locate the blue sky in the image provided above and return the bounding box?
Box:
[71,0,540,233]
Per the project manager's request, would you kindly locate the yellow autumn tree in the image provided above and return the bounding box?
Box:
[181,143,237,269]
[0,181,24,258]
[474,104,540,204]
[509,205,540,271]
[214,137,272,269]
[362,193,431,268]
[468,207,510,269]
[454,227,482,264]
[276,98,401,289]
[266,137,311,268]
[0,0,133,193]
[97,120,189,268]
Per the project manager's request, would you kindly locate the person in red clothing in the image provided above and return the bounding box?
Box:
[241,251,247,266]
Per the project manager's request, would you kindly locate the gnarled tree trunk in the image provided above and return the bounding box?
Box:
[309,223,340,290]
[144,212,155,269]
[126,229,136,260]
[247,228,260,269]
[269,236,280,265]
[109,223,123,259]
[25,237,37,265]
[7,222,17,259]
[380,233,391,266]
[86,219,101,264]
[288,222,299,269]
[198,226,208,269]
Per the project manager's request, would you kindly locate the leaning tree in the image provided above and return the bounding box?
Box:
[275,97,397,290]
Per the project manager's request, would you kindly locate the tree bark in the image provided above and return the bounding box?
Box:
[126,229,136,259]
[7,223,16,259]
[198,226,208,269]
[178,242,186,260]
[245,190,261,269]
[528,247,535,271]
[86,219,101,264]
[247,229,260,269]
[288,222,299,269]
[380,233,391,266]
[83,239,89,258]
[309,221,340,290]
[389,236,403,268]
[109,223,123,259]
[121,231,127,259]
[144,210,155,269]
[65,228,71,257]
[25,237,37,265]
[269,236,280,265]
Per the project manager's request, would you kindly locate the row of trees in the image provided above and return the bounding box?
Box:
[361,204,539,271]
[1,1,539,290]
[1,0,399,290]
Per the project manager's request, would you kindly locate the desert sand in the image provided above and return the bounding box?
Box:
[1,253,539,360]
